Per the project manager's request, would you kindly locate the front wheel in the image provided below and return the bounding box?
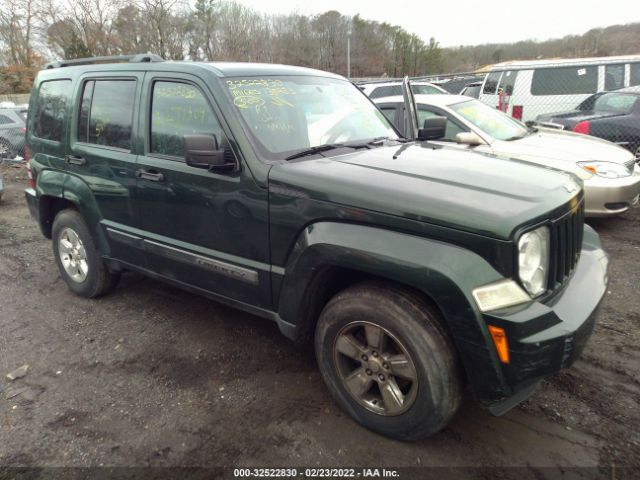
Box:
[315,282,462,440]
[52,209,120,298]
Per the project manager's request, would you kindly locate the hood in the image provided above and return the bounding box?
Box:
[490,128,635,176]
[269,143,580,239]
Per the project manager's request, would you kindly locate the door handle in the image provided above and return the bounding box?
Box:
[66,155,87,166]
[136,168,165,182]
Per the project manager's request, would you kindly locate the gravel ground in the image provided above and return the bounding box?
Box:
[1,164,639,478]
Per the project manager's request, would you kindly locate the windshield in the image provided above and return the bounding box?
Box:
[224,76,398,159]
[450,99,529,141]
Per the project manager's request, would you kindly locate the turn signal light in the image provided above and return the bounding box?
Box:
[488,325,510,364]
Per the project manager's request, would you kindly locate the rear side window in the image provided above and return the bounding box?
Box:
[150,81,223,158]
[369,85,402,99]
[630,63,640,87]
[497,70,518,95]
[531,66,597,95]
[33,80,70,141]
[0,114,12,125]
[605,64,624,91]
[482,72,501,94]
[78,79,136,150]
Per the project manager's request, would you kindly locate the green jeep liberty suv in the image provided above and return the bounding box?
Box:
[24,55,608,440]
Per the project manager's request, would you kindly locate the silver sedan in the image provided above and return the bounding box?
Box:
[375,94,640,217]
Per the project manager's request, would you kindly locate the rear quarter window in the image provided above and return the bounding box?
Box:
[531,66,597,95]
[33,80,71,141]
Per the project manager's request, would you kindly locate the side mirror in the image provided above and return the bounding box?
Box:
[417,116,447,141]
[455,132,486,146]
[184,134,234,171]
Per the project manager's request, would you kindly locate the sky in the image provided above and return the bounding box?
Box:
[233,0,639,47]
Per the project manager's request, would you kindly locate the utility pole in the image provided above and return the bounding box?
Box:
[347,24,352,79]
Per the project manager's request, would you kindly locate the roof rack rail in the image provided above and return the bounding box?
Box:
[44,54,164,69]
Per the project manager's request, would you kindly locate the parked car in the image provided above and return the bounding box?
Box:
[459,81,483,98]
[374,94,640,217]
[357,80,448,98]
[0,107,27,159]
[25,58,608,440]
[536,86,640,157]
[478,55,640,122]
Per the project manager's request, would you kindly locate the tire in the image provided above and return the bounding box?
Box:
[315,281,462,440]
[52,209,120,298]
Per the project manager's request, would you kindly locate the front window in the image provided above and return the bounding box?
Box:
[451,99,528,141]
[223,76,398,159]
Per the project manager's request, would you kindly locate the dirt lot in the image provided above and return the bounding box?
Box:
[1,164,639,477]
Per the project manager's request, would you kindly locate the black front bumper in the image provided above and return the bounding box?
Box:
[481,225,608,413]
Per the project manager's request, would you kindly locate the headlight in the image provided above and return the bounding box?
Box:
[577,161,631,178]
[518,226,550,297]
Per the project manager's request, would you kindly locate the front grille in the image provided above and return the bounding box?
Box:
[548,200,584,289]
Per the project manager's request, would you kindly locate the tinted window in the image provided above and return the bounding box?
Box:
[497,70,518,95]
[412,84,443,95]
[482,72,502,94]
[369,85,402,99]
[461,85,481,98]
[605,64,624,91]
[593,93,638,113]
[531,66,597,95]
[150,82,222,158]
[0,114,12,125]
[78,80,136,150]
[417,108,466,141]
[631,62,640,87]
[379,106,397,123]
[33,80,70,141]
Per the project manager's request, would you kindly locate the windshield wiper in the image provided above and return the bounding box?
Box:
[284,143,345,161]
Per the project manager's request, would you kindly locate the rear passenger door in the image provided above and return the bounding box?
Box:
[133,73,271,308]
[68,74,143,266]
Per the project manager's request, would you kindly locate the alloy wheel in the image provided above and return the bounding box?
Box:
[58,227,89,283]
[333,321,418,416]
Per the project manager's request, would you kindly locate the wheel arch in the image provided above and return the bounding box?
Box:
[276,221,510,400]
[36,170,109,254]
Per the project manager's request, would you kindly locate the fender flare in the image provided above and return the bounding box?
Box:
[277,221,511,399]
[36,169,110,254]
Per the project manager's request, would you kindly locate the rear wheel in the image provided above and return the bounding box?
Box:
[315,281,462,440]
[52,209,120,298]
